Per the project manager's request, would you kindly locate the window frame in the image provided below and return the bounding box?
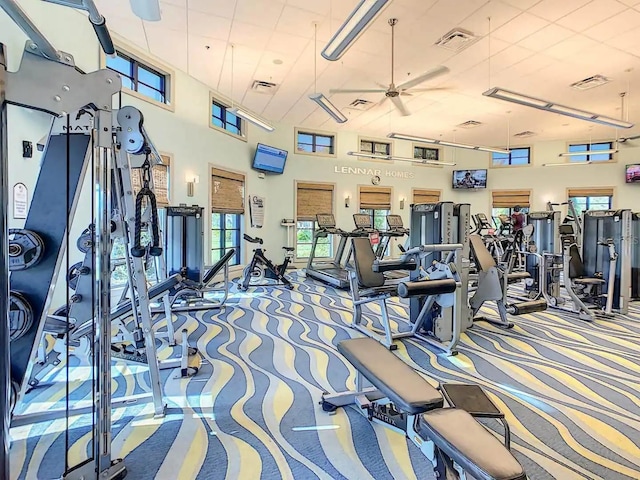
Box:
[209,93,247,141]
[360,208,390,232]
[295,220,334,261]
[566,141,615,163]
[295,128,337,158]
[491,146,532,168]
[568,195,613,214]
[294,180,336,261]
[358,136,393,162]
[210,212,243,266]
[101,45,174,112]
[412,143,442,166]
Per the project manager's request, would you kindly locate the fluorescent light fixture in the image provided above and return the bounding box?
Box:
[321,0,390,61]
[483,87,634,129]
[309,93,348,123]
[129,0,161,21]
[559,149,617,157]
[387,133,509,155]
[543,161,592,167]
[347,151,456,166]
[228,107,275,132]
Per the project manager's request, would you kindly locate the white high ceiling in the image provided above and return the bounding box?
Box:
[95,0,640,145]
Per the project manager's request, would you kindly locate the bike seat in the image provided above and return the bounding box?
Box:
[243,234,263,244]
[282,247,295,251]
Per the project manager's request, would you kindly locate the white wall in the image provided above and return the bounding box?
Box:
[3,0,639,289]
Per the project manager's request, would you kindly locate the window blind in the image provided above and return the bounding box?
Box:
[296,182,334,221]
[359,186,392,210]
[211,167,245,214]
[491,189,531,208]
[567,187,614,198]
[412,188,441,205]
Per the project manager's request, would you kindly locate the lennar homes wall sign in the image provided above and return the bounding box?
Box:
[333,165,415,179]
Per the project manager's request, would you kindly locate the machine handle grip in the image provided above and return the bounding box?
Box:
[90,17,115,56]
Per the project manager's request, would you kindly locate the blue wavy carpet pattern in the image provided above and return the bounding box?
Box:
[9,271,640,480]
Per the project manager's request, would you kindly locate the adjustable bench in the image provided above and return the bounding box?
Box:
[322,337,526,480]
[469,234,546,328]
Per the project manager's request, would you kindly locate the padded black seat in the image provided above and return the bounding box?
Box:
[359,285,399,297]
[418,409,526,480]
[243,234,263,244]
[282,246,294,251]
[337,338,443,414]
[111,273,182,320]
[469,234,497,272]
[353,237,386,288]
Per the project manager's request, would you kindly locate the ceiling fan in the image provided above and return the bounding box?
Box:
[619,133,640,144]
[330,18,450,116]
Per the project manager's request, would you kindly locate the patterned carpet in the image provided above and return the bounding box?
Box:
[9,270,640,480]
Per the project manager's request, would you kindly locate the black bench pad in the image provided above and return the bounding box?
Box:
[418,408,526,480]
[337,338,443,414]
[574,277,605,285]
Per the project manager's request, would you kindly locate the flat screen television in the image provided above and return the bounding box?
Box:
[452,169,487,189]
[625,164,640,183]
[252,143,288,174]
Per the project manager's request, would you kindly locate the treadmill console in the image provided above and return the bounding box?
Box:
[316,213,336,228]
[386,214,404,228]
[353,213,373,229]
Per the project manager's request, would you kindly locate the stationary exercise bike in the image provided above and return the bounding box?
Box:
[239,234,294,290]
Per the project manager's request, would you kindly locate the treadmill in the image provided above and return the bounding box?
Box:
[305,213,352,288]
[375,214,409,259]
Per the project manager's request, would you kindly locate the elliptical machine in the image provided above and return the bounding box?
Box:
[239,234,294,290]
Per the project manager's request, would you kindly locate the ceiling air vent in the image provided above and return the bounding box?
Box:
[435,28,478,52]
[513,130,536,138]
[251,80,279,94]
[457,120,482,128]
[570,75,610,91]
[345,98,376,111]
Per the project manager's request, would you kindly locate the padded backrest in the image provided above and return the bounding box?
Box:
[469,234,497,271]
[568,244,585,278]
[352,237,385,288]
[202,248,236,285]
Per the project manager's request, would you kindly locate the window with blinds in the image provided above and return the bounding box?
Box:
[131,154,171,206]
[359,186,392,210]
[296,182,334,220]
[491,189,531,208]
[568,187,613,214]
[412,188,441,205]
[296,182,334,258]
[211,167,245,214]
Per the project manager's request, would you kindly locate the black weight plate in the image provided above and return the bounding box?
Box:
[9,291,34,342]
[67,262,84,290]
[8,229,45,271]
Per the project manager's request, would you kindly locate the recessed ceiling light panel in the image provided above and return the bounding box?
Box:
[570,74,610,91]
[435,28,478,52]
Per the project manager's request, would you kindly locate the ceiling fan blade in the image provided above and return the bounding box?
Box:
[620,134,640,143]
[390,96,410,116]
[330,88,388,94]
[397,65,450,91]
[404,86,453,93]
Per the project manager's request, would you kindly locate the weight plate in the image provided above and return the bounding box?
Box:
[9,291,34,342]
[8,229,45,271]
[67,262,84,290]
[53,305,69,317]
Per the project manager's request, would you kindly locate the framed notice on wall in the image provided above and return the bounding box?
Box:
[13,183,28,219]
[249,195,265,228]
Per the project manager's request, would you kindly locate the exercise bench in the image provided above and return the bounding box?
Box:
[321,337,526,480]
[469,234,546,328]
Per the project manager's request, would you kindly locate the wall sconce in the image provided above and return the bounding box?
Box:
[399,197,405,210]
[345,195,351,208]
[186,174,200,197]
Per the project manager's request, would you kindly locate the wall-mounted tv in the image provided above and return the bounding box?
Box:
[626,164,640,183]
[252,143,288,174]
[453,169,487,189]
